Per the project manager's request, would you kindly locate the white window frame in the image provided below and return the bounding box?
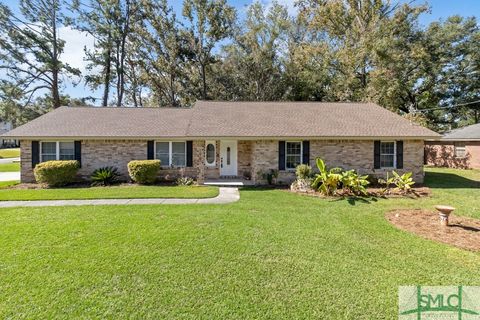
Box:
[380,141,396,169]
[454,143,466,158]
[205,140,216,166]
[285,141,303,170]
[154,141,187,168]
[40,141,75,162]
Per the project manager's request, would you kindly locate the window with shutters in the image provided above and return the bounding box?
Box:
[286,141,302,170]
[380,141,396,168]
[40,141,75,162]
[155,141,186,167]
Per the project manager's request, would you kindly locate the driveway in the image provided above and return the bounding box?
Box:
[0,172,20,181]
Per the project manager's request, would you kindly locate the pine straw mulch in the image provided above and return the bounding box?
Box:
[386,209,480,252]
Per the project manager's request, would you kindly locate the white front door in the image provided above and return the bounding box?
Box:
[220,140,237,176]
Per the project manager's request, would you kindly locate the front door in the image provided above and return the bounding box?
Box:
[220,140,237,176]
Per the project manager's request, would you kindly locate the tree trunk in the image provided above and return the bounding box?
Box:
[116,0,131,107]
[102,35,112,107]
[201,62,207,100]
[51,0,60,108]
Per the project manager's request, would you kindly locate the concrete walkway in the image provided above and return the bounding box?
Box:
[0,157,20,164]
[0,172,20,181]
[0,187,240,208]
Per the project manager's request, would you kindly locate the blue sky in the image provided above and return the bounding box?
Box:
[1,0,479,102]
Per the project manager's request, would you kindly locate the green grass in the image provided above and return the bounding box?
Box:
[0,167,479,318]
[0,147,19,158]
[0,180,19,188]
[0,185,219,200]
[0,162,19,172]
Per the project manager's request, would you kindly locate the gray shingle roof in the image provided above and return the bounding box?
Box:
[441,123,480,140]
[2,101,440,139]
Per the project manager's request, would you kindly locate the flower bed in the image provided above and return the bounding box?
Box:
[386,209,480,251]
[290,183,431,198]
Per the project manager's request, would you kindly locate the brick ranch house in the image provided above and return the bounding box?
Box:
[425,123,480,169]
[2,101,439,184]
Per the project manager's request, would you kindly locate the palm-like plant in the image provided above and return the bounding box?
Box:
[311,158,342,196]
[91,167,121,186]
[392,171,415,193]
[341,170,370,195]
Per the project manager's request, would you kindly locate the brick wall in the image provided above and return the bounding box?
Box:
[20,139,425,184]
[19,139,205,183]
[20,140,34,182]
[251,139,425,184]
[238,140,253,179]
[425,141,480,169]
[79,140,147,179]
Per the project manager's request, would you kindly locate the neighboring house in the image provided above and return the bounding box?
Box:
[425,123,480,169]
[0,121,18,148]
[1,101,439,184]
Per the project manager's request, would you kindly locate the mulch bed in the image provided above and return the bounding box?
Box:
[386,209,480,252]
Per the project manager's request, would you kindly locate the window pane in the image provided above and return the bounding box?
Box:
[380,142,394,154]
[286,142,301,154]
[42,142,56,154]
[172,142,185,153]
[171,142,185,167]
[206,143,215,164]
[59,142,75,160]
[41,142,56,162]
[455,147,466,158]
[156,142,169,166]
[42,154,57,161]
[380,154,394,168]
[286,142,302,169]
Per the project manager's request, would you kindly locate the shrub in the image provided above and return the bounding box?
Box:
[257,169,279,185]
[34,160,79,187]
[311,158,342,196]
[176,176,195,186]
[379,171,415,194]
[340,170,370,195]
[295,164,312,180]
[91,166,121,186]
[392,171,415,193]
[128,160,160,184]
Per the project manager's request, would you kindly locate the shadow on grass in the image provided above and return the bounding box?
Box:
[425,171,480,189]
[333,196,378,206]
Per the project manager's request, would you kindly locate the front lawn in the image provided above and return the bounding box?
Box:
[0,162,20,172]
[0,167,479,318]
[0,148,20,158]
[0,185,219,200]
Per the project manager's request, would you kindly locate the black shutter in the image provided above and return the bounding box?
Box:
[31,141,39,168]
[396,141,403,169]
[278,141,286,170]
[374,140,381,169]
[186,141,193,167]
[147,141,154,160]
[74,141,82,167]
[302,141,310,165]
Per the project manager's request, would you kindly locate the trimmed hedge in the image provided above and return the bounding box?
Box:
[128,160,160,184]
[34,160,80,187]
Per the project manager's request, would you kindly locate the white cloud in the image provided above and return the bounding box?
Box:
[58,26,95,73]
